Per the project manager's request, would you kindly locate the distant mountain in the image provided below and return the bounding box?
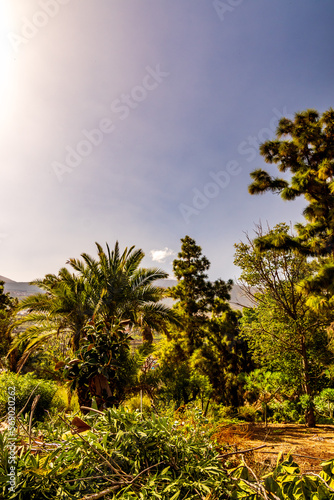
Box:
[0,275,16,283]
[2,276,253,309]
[155,278,253,310]
[2,278,42,299]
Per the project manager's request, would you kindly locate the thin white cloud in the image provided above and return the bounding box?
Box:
[150,247,176,263]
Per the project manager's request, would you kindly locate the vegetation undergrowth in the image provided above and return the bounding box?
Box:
[1,108,334,497]
[0,407,232,499]
[0,372,64,421]
[1,406,334,499]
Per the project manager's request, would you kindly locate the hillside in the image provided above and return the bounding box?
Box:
[0,275,16,283]
[155,278,253,310]
[1,275,253,308]
[1,276,42,299]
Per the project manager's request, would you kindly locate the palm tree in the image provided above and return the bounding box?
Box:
[10,267,94,371]
[10,241,179,373]
[68,241,179,338]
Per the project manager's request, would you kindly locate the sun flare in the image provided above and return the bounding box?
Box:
[0,2,16,127]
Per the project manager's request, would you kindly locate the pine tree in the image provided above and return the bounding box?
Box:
[169,235,232,350]
[162,236,250,407]
[249,108,334,256]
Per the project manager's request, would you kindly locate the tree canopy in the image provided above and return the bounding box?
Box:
[249,108,334,257]
[10,241,177,409]
[159,236,250,407]
[234,223,334,426]
[169,235,233,350]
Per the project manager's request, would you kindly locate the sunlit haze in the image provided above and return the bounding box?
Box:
[1,1,333,282]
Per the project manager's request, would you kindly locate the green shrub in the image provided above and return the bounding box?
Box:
[314,388,334,418]
[269,400,300,423]
[237,405,258,422]
[209,403,236,420]
[0,371,64,421]
[0,407,233,499]
[123,393,152,413]
[54,384,80,413]
[231,455,334,499]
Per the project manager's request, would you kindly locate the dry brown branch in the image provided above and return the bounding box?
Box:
[28,394,40,447]
[78,483,121,500]
[242,457,269,500]
[78,461,165,500]
[218,443,272,458]
[80,406,105,415]
[17,383,41,418]
[301,472,334,493]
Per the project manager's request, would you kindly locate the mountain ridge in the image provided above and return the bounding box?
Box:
[0,275,16,283]
[2,276,253,309]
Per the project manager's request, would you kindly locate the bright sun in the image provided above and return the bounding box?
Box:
[0,2,16,124]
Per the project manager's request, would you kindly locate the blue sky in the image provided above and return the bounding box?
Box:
[0,0,333,282]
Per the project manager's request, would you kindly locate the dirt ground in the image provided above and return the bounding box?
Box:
[214,422,334,473]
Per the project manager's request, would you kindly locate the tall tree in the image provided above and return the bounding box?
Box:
[234,223,334,427]
[196,308,252,406]
[169,235,232,350]
[248,108,334,257]
[161,236,250,407]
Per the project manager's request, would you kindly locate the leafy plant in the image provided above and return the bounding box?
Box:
[231,454,334,499]
[314,388,334,419]
[61,318,141,410]
[268,400,300,423]
[0,407,233,499]
[237,405,259,423]
[0,371,63,421]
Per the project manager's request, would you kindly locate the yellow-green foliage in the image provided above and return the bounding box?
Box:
[54,385,80,413]
[237,405,258,422]
[124,393,152,413]
[0,372,65,421]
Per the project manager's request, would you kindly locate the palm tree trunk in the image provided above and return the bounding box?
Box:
[8,348,19,372]
[142,325,153,344]
[77,382,91,413]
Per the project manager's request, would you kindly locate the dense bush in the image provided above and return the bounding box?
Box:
[237,405,259,422]
[2,407,334,499]
[230,454,334,499]
[268,400,300,423]
[314,388,334,419]
[0,371,64,421]
[0,407,233,499]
